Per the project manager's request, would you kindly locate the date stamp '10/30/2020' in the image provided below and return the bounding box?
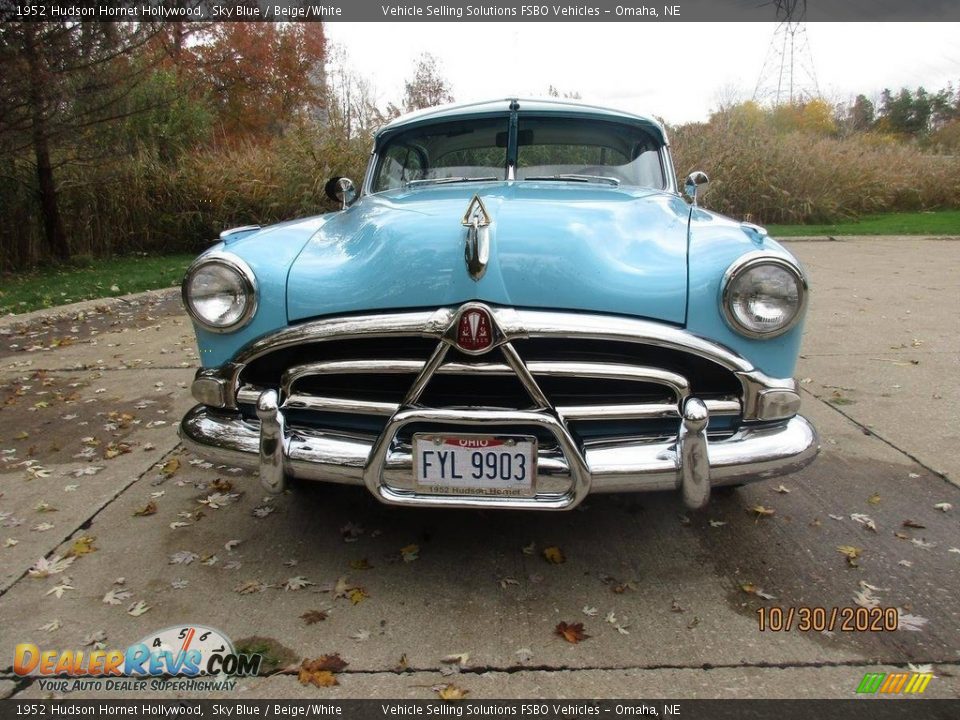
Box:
[757,606,901,632]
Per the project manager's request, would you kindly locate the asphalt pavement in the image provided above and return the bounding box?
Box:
[0,237,957,700]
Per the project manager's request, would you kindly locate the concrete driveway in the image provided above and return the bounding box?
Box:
[0,237,958,700]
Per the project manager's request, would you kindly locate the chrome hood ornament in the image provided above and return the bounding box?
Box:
[461,195,491,281]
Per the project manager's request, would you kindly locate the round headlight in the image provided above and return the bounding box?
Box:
[182,254,257,333]
[722,255,807,338]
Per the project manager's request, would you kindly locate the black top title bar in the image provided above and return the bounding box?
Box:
[2,0,960,22]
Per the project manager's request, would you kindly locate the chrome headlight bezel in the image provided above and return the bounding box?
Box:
[181,252,258,334]
[721,253,808,339]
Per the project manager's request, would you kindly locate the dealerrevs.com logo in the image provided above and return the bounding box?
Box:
[14,625,261,693]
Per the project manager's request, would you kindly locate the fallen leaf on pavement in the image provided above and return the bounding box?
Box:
[400,544,419,562]
[850,513,877,532]
[127,600,150,617]
[749,505,776,518]
[555,621,589,644]
[169,550,198,565]
[102,587,132,605]
[67,536,96,557]
[46,579,75,598]
[301,654,348,673]
[301,610,328,625]
[284,576,313,591]
[934,502,952,512]
[902,520,926,529]
[133,501,157,517]
[442,653,470,666]
[542,546,565,564]
[298,668,338,687]
[350,630,370,642]
[161,458,181,477]
[348,588,368,605]
[235,580,268,595]
[837,545,862,567]
[867,493,882,505]
[775,484,791,494]
[740,583,777,600]
[852,586,880,608]
[82,631,107,647]
[28,555,75,578]
[350,558,372,571]
[582,605,598,617]
[436,684,469,701]
[898,611,928,632]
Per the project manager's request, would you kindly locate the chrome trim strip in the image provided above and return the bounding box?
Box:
[179,407,820,504]
[281,360,424,394]
[219,225,261,242]
[283,394,396,416]
[271,394,739,421]
[557,403,680,421]
[280,359,691,394]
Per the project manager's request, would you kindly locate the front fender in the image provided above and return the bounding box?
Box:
[189,215,334,367]
[685,209,807,379]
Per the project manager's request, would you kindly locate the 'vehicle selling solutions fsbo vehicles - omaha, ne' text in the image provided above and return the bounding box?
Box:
[179,98,819,513]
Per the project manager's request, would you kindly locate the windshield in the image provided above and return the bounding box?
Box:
[372,113,666,192]
[372,117,508,192]
[516,116,665,189]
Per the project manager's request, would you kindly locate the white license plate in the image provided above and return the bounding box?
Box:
[413,433,537,497]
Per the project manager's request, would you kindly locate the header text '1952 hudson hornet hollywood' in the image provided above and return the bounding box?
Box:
[179,98,818,511]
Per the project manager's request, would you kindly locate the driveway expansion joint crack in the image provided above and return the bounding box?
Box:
[802,387,955,488]
[0,442,185,600]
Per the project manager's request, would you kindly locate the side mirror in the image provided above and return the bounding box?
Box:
[684,171,709,206]
[324,176,357,209]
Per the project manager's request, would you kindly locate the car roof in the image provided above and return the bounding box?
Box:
[375,98,668,145]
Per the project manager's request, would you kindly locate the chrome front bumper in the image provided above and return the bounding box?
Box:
[180,305,819,510]
[179,401,819,510]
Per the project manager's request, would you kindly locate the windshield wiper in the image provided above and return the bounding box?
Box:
[524,174,621,187]
[403,176,499,188]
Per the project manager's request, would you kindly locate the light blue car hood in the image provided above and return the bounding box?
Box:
[286,182,690,325]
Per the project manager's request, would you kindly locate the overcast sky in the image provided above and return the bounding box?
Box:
[325,22,960,123]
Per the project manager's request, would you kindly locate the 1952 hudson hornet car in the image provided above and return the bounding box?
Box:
[179,98,818,510]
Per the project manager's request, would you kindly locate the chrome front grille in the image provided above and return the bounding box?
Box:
[235,332,744,440]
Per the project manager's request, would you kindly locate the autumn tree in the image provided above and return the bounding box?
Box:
[846,94,875,132]
[198,23,326,138]
[400,53,454,113]
[0,22,164,263]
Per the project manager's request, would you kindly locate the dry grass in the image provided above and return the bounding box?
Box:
[670,114,960,224]
[0,128,370,270]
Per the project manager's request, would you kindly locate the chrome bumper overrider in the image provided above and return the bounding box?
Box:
[179,402,818,510]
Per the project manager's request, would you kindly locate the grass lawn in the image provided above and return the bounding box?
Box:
[767,210,960,237]
[0,254,194,315]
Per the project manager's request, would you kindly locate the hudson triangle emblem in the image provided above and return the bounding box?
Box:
[461,195,491,281]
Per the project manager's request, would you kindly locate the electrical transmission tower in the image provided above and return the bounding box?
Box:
[753,0,821,106]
